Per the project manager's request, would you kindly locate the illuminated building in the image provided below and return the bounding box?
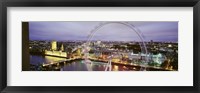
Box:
[97,41,101,45]
[51,40,57,51]
[168,44,172,47]
[76,48,82,56]
[60,44,64,51]
[45,50,67,58]
[45,41,67,58]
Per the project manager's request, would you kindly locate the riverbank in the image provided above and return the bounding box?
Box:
[29,54,173,71]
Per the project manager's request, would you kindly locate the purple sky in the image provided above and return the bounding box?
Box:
[29,21,178,42]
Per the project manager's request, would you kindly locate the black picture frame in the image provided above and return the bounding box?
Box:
[0,0,200,93]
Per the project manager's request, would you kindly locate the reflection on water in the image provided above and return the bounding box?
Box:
[30,55,136,71]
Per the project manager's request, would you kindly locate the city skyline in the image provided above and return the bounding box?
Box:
[29,21,178,42]
[26,21,178,71]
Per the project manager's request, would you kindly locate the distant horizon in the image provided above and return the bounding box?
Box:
[29,21,178,42]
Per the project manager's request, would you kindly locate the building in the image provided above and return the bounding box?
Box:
[45,50,67,58]
[45,41,67,58]
[60,44,64,51]
[51,40,57,51]
[76,48,82,57]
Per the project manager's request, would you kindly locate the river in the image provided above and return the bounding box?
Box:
[30,55,138,71]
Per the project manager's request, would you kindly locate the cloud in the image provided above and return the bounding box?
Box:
[29,21,178,42]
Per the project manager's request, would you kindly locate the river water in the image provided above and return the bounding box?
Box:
[30,55,136,71]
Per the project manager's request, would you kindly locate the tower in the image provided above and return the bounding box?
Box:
[60,44,64,51]
[51,40,57,51]
[76,48,81,57]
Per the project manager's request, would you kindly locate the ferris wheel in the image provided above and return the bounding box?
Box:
[84,22,148,71]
